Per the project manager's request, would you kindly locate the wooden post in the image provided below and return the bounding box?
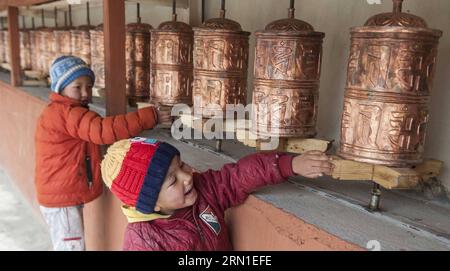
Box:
[103,0,126,116]
[7,6,21,87]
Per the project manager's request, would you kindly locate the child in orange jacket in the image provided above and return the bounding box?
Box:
[34,56,169,251]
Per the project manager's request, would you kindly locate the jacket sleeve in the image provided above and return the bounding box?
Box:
[197,152,295,211]
[65,106,158,145]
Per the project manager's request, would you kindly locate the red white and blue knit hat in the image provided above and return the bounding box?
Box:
[101,137,180,214]
[50,55,96,93]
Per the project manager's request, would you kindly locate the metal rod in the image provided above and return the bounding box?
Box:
[32,17,35,29]
[288,0,295,18]
[69,5,72,27]
[41,9,45,27]
[137,2,141,23]
[221,0,225,10]
[220,0,226,18]
[54,7,58,28]
[22,16,26,29]
[201,0,205,23]
[86,1,90,26]
[368,182,381,211]
[64,11,68,28]
[215,140,223,152]
[393,0,403,13]
[172,0,177,21]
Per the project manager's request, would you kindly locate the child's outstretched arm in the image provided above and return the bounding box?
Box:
[65,106,158,145]
[198,151,334,211]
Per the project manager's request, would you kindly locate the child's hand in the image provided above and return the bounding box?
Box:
[137,102,173,127]
[292,150,334,178]
[155,104,173,125]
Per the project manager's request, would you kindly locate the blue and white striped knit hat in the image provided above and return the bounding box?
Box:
[50,56,96,93]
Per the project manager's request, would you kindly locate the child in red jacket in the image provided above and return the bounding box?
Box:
[35,56,171,251]
[101,137,334,250]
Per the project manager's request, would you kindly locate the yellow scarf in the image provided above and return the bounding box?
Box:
[121,205,170,223]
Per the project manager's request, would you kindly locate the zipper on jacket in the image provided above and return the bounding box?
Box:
[192,209,205,242]
[85,155,93,189]
[84,142,93,190]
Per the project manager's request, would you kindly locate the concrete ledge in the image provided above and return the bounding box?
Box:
[226,195,363,251]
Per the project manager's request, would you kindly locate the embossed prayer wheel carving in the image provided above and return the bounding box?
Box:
[193,3,250,117]
[252,3,324,138]
[151,3,193,106]
[339,0,442,166]
[20,17,32,71]
[90,24,104,89]
[126,4,152,106]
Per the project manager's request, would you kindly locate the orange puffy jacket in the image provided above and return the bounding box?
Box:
[35,93,158,207]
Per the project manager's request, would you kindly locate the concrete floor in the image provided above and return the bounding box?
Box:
[0,169,52,251]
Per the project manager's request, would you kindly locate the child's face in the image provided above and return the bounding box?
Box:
[154,156,196,215]
[60,76,93,106]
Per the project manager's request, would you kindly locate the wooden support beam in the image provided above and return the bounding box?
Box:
[7,6,21,87]
[331,156,442,190]
[24,69,47,80]
[0,0,54,10]
[373,166,419,190]
[22,79,48,87]
[331,156,374,181]
[103,0,126,116]
[286,138,332,154]
[0,62,11,71]
[413,159,443,183]
[236,129,258,147]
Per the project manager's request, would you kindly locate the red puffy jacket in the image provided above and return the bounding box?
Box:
[123,152,294,251]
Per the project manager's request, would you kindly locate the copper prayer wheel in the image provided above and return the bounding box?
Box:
[252,1,324,138]
[30,19,42,72]
[19,17,32,71]
[36,9,54,74]
[42,7,64,74]
[0,18,6,64]
[71,26,93,65]
[193,0,250,117]
[39,27,54,74]
[54,9,74,59]
[0,31,4,64]
[126,3,152,106]
[90,24,104,89]
[338,0,442,167]
[151,1,194,106]
[55,29,72,56]
[71,2,93,65]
